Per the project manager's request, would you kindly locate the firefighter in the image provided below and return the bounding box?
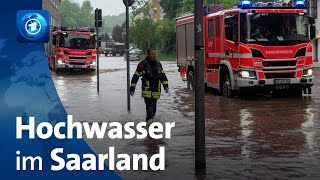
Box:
[279,19,296,40]
[130,48,169,121]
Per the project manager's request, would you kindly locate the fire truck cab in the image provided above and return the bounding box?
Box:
[176,0,316,97]
[47,27,97,72]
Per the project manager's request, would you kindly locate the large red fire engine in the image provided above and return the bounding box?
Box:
[47,27,97,72]
[176,0,316,97]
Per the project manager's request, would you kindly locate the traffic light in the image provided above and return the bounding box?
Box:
[123,0,135,7]
[95,9,102,27]
[309,17,315,24]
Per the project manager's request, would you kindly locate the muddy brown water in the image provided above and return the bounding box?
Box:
[52,56,320,179]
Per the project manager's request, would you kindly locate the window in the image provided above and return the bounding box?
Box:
[225,14,238,42]
[50,16,53,26]
[216,18,220,37]
[240,13,308,46]
[208,19,214,38]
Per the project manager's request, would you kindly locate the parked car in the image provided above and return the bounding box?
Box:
[124,49,141,61]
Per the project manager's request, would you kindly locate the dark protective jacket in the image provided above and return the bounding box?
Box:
[130,58,168,99]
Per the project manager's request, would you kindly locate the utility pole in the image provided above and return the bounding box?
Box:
[95,9,102,93]
[123,0,134,111]
[194,0,206,170]
[126,0,130,111]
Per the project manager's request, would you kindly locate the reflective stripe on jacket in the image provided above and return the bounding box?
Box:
[130,58,168,99]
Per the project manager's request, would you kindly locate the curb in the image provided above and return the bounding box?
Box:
[313,62,320,68]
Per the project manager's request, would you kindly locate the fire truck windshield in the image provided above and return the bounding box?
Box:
[240,13,309,46]
[60,33,95,49]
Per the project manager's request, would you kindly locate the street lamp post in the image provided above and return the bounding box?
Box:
[123,0,134,111]
[194,0,206,170]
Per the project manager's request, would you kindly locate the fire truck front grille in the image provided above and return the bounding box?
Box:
[265,73,295,79]
[262,61,297,67]
[69,62,86,65]
[69,56,87,60]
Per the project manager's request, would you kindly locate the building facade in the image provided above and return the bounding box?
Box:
[151,0,164,20]
[308,0,320,66]
[134,0,165,20]
[42,0,61,28]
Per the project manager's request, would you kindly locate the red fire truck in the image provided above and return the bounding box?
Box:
[176,0,316,97]
[47,27,97,72]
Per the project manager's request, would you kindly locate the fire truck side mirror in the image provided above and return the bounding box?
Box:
[309,17,316,40]
[310,26,316,40]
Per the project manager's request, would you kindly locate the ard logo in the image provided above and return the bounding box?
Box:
[17,10,50,43]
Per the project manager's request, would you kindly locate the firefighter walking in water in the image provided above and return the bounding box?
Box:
[130,48,169,121]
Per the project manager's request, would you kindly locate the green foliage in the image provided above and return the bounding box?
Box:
[61,0,129,34]
[140,52,176,61]
[112,23,126,43]
[129,0,238,56]
[130,0,175,54]
[100,33,110,41]
[61,0,94,27]
[131,0,153,18]
[131,17,158,52]
[160,0,238,19]
[154,19,176,54]
[102,13,126,33]
[159,0,181,20]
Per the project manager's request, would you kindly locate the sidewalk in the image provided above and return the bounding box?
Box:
[314,62,320,68]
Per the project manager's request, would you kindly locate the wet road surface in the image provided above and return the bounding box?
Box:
[52,55,320,179]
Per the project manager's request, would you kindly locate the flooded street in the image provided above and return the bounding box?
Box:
[52,56,320,179]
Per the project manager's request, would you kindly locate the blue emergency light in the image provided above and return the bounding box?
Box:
[295,0,306,8]
[240,0,252,8]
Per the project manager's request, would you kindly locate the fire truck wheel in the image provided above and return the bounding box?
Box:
[49,62,53,70]
[222,76,233,98]
[187,71,194,90]
[288,88,302,97]
[54,68,60,73]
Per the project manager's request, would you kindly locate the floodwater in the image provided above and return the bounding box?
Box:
[52,55,320,179]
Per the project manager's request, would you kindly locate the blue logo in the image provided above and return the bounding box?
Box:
[17,10,50,43]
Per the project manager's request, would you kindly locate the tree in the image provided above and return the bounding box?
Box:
[155,19,176,54]
[79,0,94,27]
[60,0,95,27]
[160,0,238,19]
[159,0,181,20]
[101,33,110,41]
[61,0,81,27]
[131,17,158,52]
[101,13,126,34]
[112,23,125,42]
[129,0,238,55]
[130,0,159,51]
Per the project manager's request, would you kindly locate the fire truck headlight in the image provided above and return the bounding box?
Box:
[57,60,65,65]
[90,61,96,65]
[239,70,256,79]
[303,68,313,77]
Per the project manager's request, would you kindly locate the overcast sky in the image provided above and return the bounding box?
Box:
[72,0,126,16]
